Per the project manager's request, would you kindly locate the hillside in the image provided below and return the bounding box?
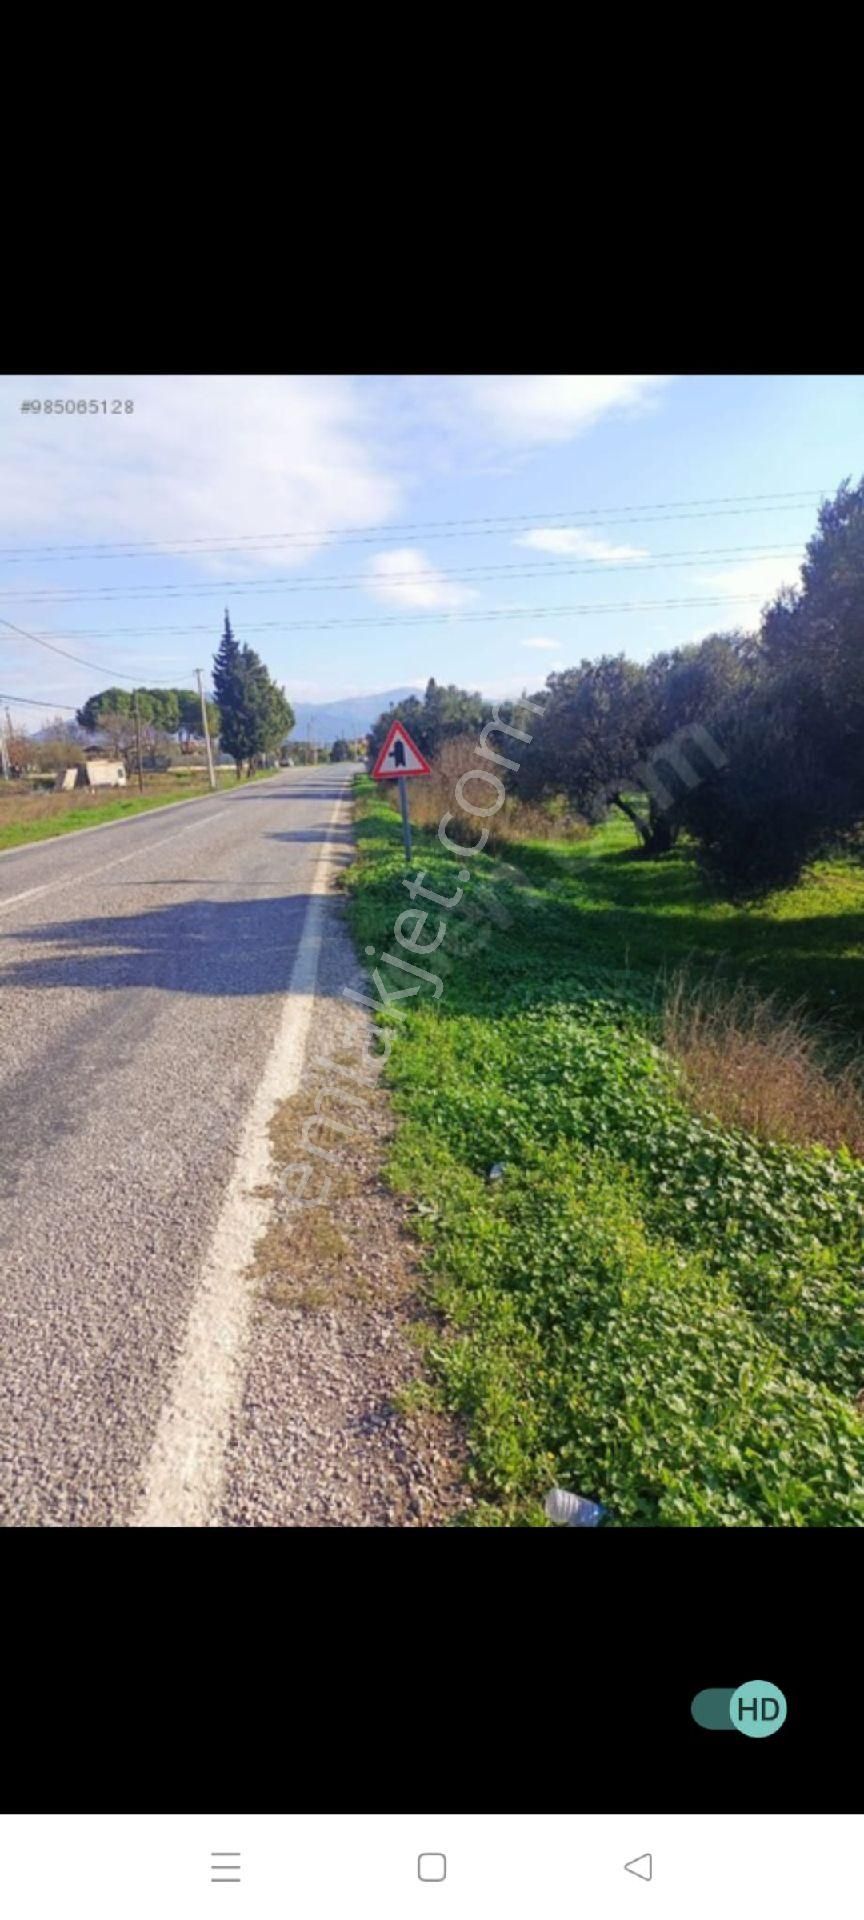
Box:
[285,687,419,747]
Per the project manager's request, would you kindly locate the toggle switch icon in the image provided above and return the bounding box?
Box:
[691,1679,787,1738]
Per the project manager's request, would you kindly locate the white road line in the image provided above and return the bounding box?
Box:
[132,789,348,1529]
[0,809,230,915]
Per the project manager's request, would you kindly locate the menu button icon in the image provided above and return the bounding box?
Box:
[211,1853,242,1884]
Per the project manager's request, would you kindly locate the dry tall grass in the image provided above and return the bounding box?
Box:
[0,765,223,828]
[0,781,122,826]
[390,733,587,849]
[663,972,864,1158]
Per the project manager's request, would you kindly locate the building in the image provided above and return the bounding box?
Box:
[55,761,127,791]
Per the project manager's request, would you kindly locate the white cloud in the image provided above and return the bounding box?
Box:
[281,680,374,701]
[521,636,563,651]
[515,527,649,561]
[693,554,804,615]
[458,375,671,445]
[366,375,674,474]
[0,375,401,577]
[366,548,477,611]
[476,672,554,701]
[0,376,673,601]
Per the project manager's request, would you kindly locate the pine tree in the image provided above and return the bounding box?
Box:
[212,610,252,775]
[211,611,295,776]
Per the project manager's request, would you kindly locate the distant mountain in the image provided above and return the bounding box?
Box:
[285,687,420,747]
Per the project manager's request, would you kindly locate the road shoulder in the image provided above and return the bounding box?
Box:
[219,883,473,1528]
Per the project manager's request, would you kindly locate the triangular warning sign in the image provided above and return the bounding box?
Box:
[371,719,432,779]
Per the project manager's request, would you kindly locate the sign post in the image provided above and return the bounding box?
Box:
[370,719,432,861]
[397,773,412,860]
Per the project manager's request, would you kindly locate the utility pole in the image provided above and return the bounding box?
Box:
[133,688,144,793]
[196,668,216,790]
[2,707,14,778]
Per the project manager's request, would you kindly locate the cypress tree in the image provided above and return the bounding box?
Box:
[212,609,253,775]
[212,611,295,776]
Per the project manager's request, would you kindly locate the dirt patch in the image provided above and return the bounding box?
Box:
[218,881,473,1528]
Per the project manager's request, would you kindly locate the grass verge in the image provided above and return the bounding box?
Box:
[0,766,278,852]
[345,778,864,1527]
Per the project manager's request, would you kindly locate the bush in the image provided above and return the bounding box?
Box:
[390,734,588,848]
[31,738,86,773]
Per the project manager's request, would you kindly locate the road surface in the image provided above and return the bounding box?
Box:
[0,763,356,1526]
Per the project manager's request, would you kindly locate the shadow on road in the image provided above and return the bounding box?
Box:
[0,892,353,998]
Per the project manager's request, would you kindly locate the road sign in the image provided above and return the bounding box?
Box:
[370,720,431,780]
[370,721,430,861]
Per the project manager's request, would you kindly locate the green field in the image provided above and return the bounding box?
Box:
[346,780,864,1527]
[509,809,864,1031]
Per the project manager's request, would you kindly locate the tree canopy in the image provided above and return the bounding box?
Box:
[367,677,491,763]
[675,476,864,893]
[75,684,219,758]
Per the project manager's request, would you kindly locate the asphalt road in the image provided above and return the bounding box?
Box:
[0,763,356,1526]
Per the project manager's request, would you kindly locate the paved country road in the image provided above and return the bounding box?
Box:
[0,763,357,1527]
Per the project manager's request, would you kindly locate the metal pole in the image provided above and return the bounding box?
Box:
[196,667,217,790]
[133,688,144,792]
[397,774,412,861]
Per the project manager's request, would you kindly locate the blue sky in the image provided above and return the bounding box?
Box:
[1,373,862,728]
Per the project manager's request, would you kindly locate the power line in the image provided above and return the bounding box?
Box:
[49,590,767,638]
[0,691,80,712]
[5,587,776,652]
[0,615,198,685]
[0,614,145,678]
[0,584,772,716]
[0,540,806,606]
[272,592,772,631]
[0,489,826,563]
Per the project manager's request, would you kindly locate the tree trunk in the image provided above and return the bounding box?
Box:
[643,798,681,855]
[610,792,680,856]
[644,813,679,855]
[610,791,651,845]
